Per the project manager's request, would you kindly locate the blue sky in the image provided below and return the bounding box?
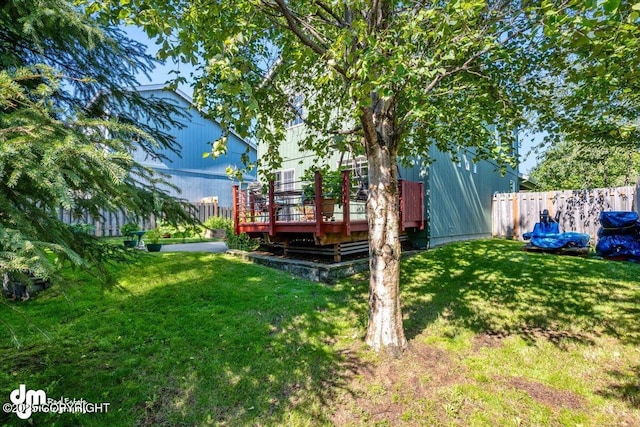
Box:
[125,25,194,95]
[126,26,540,174]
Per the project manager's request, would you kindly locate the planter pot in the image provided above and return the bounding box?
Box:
[146,243,162,252]
[123,240,136,248]
[321,198,336,220]
[4,281,28,299]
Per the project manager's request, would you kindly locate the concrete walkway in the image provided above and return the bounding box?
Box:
[160,241,228,253]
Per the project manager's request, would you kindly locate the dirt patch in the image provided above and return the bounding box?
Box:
[329,340,469,426]
[473,326,596,352]
[137,380,195,426]
[506,376,586,411]
[328,338,594,426]
[472,332,508,350]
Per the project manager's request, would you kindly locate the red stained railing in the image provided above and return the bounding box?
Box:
[232,170,424,238]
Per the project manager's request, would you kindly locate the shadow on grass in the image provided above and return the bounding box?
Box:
[401,239,640,347]
[598,364,640,410]
[0,253,365,426]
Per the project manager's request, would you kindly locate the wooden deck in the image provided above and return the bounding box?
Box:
[233,171,424,260]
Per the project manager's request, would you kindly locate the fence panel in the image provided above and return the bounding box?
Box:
[58,203,231,237]
[492,185,637,241]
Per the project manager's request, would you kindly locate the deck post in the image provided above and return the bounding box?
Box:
[249,192,255,222]
[419,181,425,230]
[342,169,351,236]
[268,180,276,237]
[399,179,405,231]
[314,171,323,237]
[232,185,240,236]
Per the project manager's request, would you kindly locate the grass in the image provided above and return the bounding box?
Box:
[1,239,639,426]
[102,236,221,246]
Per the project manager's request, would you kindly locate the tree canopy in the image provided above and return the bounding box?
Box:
[525,0,640,155]
[529,140,640,190]
[0,0,194,286]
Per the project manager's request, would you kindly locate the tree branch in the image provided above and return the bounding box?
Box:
[265,0,347,76]
[314,1,347,28]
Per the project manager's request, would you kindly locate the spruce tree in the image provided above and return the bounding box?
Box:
[0,0,194,288]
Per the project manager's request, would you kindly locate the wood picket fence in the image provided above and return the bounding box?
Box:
[58,202,233,237]
[492,182,639,241]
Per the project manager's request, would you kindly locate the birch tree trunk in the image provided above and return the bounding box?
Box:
[361,103,408,356]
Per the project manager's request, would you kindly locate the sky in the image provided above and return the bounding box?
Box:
[125,25,194,96]
[126,26,540,174]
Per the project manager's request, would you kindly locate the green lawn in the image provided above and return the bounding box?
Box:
[102,236,221,246]
[1,239,639,426]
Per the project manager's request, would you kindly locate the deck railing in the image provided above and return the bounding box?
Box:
[233,170,424,238]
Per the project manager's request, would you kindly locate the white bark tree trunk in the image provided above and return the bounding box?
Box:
[361,105,408,356]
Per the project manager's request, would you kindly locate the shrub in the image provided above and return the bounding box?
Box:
[203,216,232,230]
[157,220,201,240]
[120,222,139,238]
[70,222,96,235]
[145,228,162,244]
[222,222,259,251]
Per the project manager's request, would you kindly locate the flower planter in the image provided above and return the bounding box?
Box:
[123,240,136,248]
[146,243,162,252]
[321,198,335,220]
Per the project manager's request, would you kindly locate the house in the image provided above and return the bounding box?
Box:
[237,118,519,251]
[132,85,257,206]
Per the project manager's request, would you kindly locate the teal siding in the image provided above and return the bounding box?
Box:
[134,87,256,205]
[259,124,343,182]
[260,120,518,248]
[427,146,517,247]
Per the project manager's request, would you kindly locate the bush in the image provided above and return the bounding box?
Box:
[120,222,139,238]
[70,222,96,235]
[203,216,232,230]
[226,232,260,251]
[157,220,202,240]
[222,222,259,251]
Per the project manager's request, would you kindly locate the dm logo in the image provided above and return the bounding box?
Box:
[10,384,47,419]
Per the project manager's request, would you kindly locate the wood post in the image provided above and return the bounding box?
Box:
[342,169,351,236]
[314,171,323,237]
[232,185,239,236]
[268,180,275,237]
[635,178,640,213]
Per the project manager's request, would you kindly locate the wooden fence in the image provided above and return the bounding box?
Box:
[58,202,233,237]
[492,183,639,241]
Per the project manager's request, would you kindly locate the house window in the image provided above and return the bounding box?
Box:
[340,156,369,199]
[275,169,295,192]
[287,94,305,128]
[339,156,368,179]
[463,154,470,171]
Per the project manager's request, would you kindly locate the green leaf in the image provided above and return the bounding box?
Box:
[603,0,620,13]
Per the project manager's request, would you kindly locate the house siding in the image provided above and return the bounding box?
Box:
[134,87,256,205]
[259,122,517,248]
[426,147,518,247]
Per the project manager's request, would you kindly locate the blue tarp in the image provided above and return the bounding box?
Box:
[596,234,640,260]
[523,211,590,250]
[596,211,640,260]
[523,221,559,240]
[599,211,639,229]
[530,232,591,249]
